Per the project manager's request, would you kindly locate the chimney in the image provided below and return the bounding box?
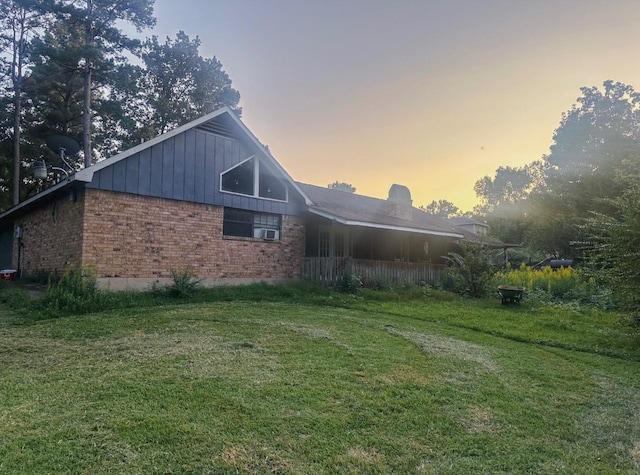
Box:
[387,184,413,221]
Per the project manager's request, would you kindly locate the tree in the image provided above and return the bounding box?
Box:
[0,0,49,205]
[53,0,155,166]
[583,167,640,309]
[523,81,640,256]
[328,181,355,193]
[420,199,460,218]
[545,81,640,188]
[134,31,241,140]
[473,161,543,214]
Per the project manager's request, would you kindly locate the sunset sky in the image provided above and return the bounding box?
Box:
[149,0,640,212]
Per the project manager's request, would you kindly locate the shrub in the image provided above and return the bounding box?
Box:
[339,273,363,294]
[152,268,203,298]
[491,263,603,307]
[443,242,498,297]
[42,265,103,315]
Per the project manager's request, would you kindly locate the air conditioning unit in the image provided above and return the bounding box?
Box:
[261,229,279,240]
[253,228,279,240]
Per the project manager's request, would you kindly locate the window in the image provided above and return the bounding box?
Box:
[319,231,330,257]
[221,158,254,195]
[334,233,345,257]
[221,156,287,201]
[259,167,287,200]
[223,208,281,240]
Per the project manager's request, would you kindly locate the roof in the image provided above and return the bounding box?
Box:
[0,108,312,224]
[449,216,489,227]
[74,107,311,205]
[297,182,464,238]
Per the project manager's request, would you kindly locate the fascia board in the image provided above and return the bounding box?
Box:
[308,208,463,239]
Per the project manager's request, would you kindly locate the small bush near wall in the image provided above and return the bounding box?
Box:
[151,268,203,298]
[43,265,102,315]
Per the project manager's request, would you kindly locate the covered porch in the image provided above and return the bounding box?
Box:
[301,256,446,286]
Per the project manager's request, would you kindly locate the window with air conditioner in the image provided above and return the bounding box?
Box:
[223,208,281,240]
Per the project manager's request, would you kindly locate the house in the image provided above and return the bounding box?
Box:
[0,107,475,289]
[449,216,489,237]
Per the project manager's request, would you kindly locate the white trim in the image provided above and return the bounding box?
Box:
[308,208,463,239]
[219,154,289,203]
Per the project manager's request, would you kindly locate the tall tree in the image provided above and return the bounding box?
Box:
[0,0,49,205]
[545,80,640,189]
[583,164,640,309]
[134,31,240,140]
[474,161,543,214]
[54,0,155,167]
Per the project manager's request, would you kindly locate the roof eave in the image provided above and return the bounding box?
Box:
[308,208,464,239]
[0,174,89,222]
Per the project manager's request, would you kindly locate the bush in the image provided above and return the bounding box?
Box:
[42,265,103,315]
[443,242,498,297]
[339,273,363,294]
[152,268,202,298]
[491,263,606,308]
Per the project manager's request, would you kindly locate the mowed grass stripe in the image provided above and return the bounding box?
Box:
[0,301,639,473]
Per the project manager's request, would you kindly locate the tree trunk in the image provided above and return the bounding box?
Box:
[12,87,21,206]
[83,64,92,168]
[82,0,93,168]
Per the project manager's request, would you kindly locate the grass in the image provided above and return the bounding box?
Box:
[1,284,639,473]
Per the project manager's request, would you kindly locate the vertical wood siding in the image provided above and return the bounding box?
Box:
[89,129,305,215]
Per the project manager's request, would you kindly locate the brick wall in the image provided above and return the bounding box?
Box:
[82,189,305,281]
[15,189,85,277]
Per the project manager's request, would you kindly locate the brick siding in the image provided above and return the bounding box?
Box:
[14,189,85,277]
[82,189,305,280]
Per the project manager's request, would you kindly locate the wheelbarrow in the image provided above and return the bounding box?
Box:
[497,285,525,305]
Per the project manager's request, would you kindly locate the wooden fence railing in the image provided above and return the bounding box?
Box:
[301,257,446,286]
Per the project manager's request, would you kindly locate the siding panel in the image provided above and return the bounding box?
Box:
[172,133,185,200]
[205,133,216,204]
[138,148,151,195]
[112,160,126,192]
[194,130,206,202]
[149,143,163,197]
[161,139,174,198]
[184,130,196,202]
[125,155,139,193]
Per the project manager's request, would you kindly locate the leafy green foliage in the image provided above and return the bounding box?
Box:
[135,31,241,139]
[153,268,203,298]
[420,198,460,218]
[490,264,609,309]
[584,176,640,311]
[443,242,497,297]
[327,181,356,193]
[42,264,102,314]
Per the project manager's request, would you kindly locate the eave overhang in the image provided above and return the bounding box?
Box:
[308,208,464,239]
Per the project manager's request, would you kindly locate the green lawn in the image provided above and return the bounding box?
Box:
[1,291,639,474]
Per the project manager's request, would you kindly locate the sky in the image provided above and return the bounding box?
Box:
[147,0,640,212]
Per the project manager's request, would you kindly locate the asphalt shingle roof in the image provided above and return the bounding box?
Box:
[296,182,463,237]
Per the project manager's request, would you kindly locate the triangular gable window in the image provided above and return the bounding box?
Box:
[221,156,287,201]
